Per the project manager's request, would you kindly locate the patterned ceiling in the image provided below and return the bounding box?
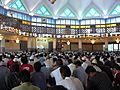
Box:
[1,0,120,19]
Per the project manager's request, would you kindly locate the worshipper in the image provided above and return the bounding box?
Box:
[0,57,10,90]
[20,55,33,73]
[67,59,76,75]
[7,54,15,70]
[73,60,87,88]
[117,57,120,66]
[114,71,120,90]
[5,62,21,90]
[91,59,102,72]
[48,85,68,90]
[2,53,9,64]
[97,59,114,82]
[31,61,47,90]
[12,70,40,90]
[57,65,84,90]
[39,53,46,65]
[85,66,113,90]
[50,58,63,85]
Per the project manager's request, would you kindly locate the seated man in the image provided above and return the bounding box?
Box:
[85,66,112,90]
[20,56,33,73]
[12,70,40,90]
[31,62,47,90]
[57,65,84,90]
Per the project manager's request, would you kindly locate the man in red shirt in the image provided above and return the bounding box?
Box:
[7,54,15,71]
[20,55,33,73]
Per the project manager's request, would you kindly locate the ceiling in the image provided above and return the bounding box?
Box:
[1,0,120,19]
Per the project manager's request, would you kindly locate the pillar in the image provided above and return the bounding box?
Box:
[78,39,82,51]
[105,40,108,51]
[1,38,5,52]
[32,38,36,49]
[53,39,56,51]
[27,37,32,51]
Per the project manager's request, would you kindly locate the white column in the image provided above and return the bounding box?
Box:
[53,39,56,51]
[78,39,82,51]
[27,37,32,50]
[105,40,108,51]
[1,38,5,52]
[32,38,36,49]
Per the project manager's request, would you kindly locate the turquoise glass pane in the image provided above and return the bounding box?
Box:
[44,12,50,15]
[9,0,26,11]
[16,0,22,7]
[11,4,17,9]
[20,6,25,11]
[41,7,46,13]
[0,0,2,4]
[37,10,42,14]
[85,8,100,17]
[60,8,76,18]
[111,4,120,15]
[61,13,66,17]
[35,5,51,16]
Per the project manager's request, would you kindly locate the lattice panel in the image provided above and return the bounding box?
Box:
[116,23,120,32]
[32,26,37,33]
[20,25,31,32]
[47,27,56,34]
[106,27,116,33]
[96,28,102,33]
[62,29,71,35]
[40,26,47,33]
[56,28,62,34]
[96,28,106,33]
[71,29,76,34]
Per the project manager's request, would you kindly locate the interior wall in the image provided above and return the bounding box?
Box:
[70,43,78,51]
[82,44,92,51]
[5,40,20,51]
[82,44,103,51]
[62,43,70,51]
[4,35,28,52]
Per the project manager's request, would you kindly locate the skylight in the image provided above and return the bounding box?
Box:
[0,0,2,4]
[36,5,51,16]
[85,8,100,17]
[111,4,120,15]
[60,8,76,18]
[9,0,26,11]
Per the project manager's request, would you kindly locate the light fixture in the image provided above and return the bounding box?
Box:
[116,38,120,43]
[91,40,95,44]
[0,35,3,40]
[67,41,70,45]
[29,12,34,16]
[49,0,56,4]
[16,38,19,43]
[4,6,9,9]
[53,17,58,19]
